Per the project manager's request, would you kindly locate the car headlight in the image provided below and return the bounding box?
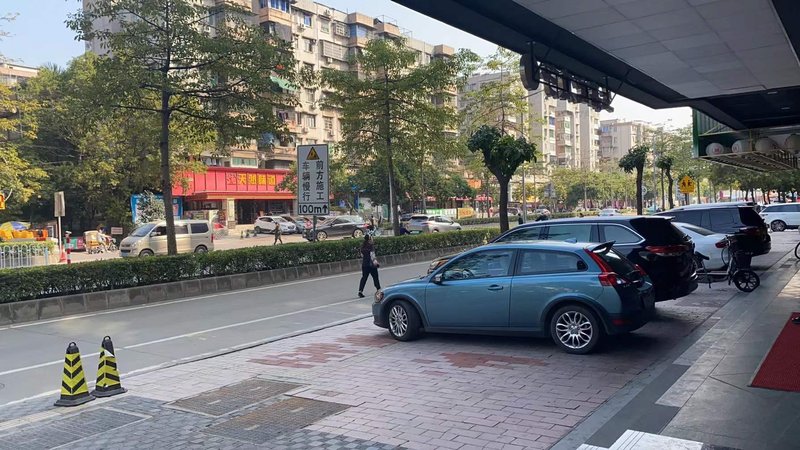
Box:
[374,289,384,303]
[129,240,140,248]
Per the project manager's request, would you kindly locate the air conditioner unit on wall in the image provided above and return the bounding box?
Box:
[323,9,332,18]
[325,57,333,64]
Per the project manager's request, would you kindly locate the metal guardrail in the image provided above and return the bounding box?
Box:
[0,245,51,269]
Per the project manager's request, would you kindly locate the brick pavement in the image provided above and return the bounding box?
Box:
[0,299,722,450]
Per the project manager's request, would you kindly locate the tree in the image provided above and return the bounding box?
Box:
[136,191,165,224]
[68,0,297,254]
[322,38,478,234]
[468,125,536,232]
[656,155,675,209]
[619,145,650,214]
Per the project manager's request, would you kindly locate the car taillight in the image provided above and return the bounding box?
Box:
[634,264,647,277]
[598,272,630,287]
[715,240,727,248]
[645,245,687,257]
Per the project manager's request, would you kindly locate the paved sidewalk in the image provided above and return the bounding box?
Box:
[0,301,719,450]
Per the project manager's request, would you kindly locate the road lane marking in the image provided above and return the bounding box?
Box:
[0,299,365,376]
[0,261,427,331]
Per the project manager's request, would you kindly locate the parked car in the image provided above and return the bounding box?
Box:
[120,220,214,257]
[253,216,296,235]
[427,216,697,302]
[373,241,655,354]
[280,215,307,233]
[304,215,369,241]
[533,208,551,216]
[759,203,800,231]
[673,222,728,270]
[656,202,770,256]
[406,215,462,233]
[599,208,620,216]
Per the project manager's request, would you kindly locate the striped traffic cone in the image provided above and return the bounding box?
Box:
[54,342,95,407]
[91,336,127,398]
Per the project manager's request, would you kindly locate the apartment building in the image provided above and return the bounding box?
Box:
[527,91,600,171]
[599,119,657,165]
[83,0,454,225]
[0,63,38,87]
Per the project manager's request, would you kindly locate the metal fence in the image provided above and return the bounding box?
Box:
[0,245,51,269]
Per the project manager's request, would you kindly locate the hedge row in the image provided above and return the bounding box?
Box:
[0,229,498,304]
[0,241,56,252]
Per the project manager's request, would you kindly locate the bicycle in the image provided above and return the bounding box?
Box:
[694,236,760,293]
[794,240,800,260]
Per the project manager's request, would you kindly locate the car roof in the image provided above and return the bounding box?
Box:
[481,240,597,251]
[666,202,754,211]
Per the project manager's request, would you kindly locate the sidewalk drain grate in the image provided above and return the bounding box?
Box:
[168,378,301,417]
[205,397,349,444]
[0,408,144,450]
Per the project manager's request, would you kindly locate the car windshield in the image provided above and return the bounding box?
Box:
[678,223,715,236]
[738,207,765,226]
[411,215,429,221]
[130,223,156,237]
[629,218,686,245]
[273,217,286,223]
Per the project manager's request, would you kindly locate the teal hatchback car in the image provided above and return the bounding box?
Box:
[372,241,655,354]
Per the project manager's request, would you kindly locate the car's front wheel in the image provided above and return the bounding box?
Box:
[550,304,601,354]
[316,231,328,241]
[771,220,787,232]
[254,226,262,234]
[352,228,364,238]
[387,301,421,341]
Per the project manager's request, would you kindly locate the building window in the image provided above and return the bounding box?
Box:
[304,115,316,129]
[268,0,289,13]
[320,19,330,33]
[303,13,312,26]
[231,157,258,167]
[303,38,314,53]
[348,24,370,38]
[324,116,333,130]
[305,88,315,103]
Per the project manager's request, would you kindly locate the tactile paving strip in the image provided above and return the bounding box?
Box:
[168,378,302,417]
[206,397,349,444]
[0,408,145,450]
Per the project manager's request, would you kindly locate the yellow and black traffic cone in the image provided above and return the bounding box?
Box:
[54,342,95,407]
[91,336,127,398]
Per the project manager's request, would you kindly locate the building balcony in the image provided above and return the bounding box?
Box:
[347,12,374,27]
[263,146,296,162]
[257,6,291,25]
[433,44,454,57]
[375,21,401,37]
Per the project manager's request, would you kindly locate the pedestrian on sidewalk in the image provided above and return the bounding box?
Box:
[273,224,283,245]
[358,235,381,298]
[517,213,524,225]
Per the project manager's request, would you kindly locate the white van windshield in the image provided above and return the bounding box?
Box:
[130,223,156,237]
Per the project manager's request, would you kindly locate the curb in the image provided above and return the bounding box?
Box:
[0,245,471,325]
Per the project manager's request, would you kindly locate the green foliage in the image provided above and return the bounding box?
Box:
[467,125,536,231]
[0,229,497,303]
[618,144,650,214]
[0,241,55,252]
[321,38,479,232]
[136,191,166,225]
[67,0,297,253]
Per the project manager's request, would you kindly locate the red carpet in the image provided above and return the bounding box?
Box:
[751,313,800,392]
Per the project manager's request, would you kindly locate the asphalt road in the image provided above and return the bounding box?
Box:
[0,261,431,406]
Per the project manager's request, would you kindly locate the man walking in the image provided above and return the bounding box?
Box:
[273,224,283,245]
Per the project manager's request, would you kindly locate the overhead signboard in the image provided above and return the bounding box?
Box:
[297,144,329,215]
[54,191,65,217]
[679,176,696,194]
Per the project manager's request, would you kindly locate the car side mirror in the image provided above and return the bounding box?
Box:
[432,273,443,284]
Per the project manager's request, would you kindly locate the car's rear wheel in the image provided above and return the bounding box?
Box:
[550,305,601,354]
[194,245,208,254]
[352,229,364,238]
[316,231,328,241]
[771,220,787,232]
[387,301,421,341]
[139,249,154,257]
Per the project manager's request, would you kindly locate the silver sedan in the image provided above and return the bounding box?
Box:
[406,215,462,233]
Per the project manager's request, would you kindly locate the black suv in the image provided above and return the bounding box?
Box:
[429,216,698,302]
[656,203,770,256]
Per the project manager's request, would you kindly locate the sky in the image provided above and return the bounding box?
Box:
[0,0,691,128]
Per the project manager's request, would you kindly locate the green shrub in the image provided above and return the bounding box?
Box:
[0,229,498,303]
[0,241,56,252]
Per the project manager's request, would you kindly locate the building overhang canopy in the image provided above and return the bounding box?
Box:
[393,0,800,131]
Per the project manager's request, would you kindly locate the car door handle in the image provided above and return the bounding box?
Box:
[488,285,504,291]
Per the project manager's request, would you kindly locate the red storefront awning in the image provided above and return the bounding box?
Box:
[173,167,293,200]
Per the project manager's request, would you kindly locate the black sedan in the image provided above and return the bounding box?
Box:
[304,216,369,241]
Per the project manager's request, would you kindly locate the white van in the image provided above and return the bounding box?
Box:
[120,220,214,257]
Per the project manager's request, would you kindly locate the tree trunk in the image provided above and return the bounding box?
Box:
[160,91,177,255]
[665,169,674,209]
[498,177,509,232]
[383,69,400,235]
[660,169,665,210]
[635,168,643,215]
